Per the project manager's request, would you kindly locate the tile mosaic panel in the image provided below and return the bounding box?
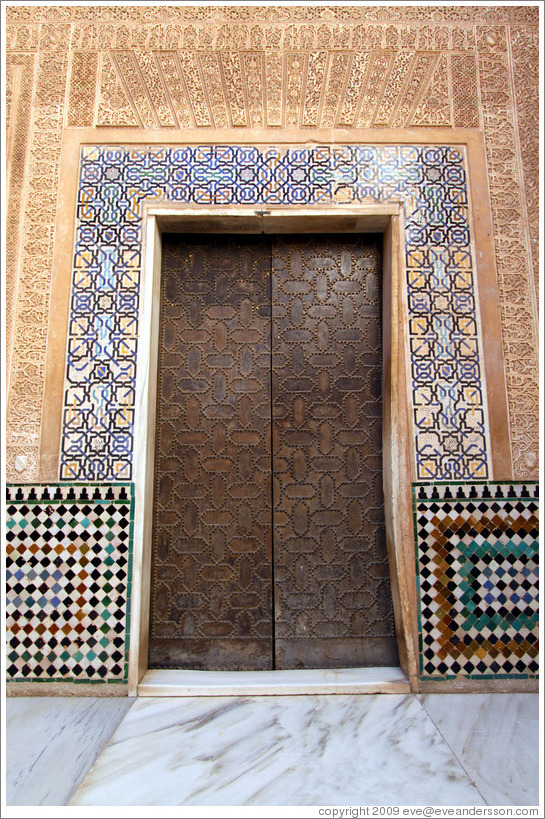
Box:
[61,144,489,483]
[414,482,539,679]
[5,483,133,683]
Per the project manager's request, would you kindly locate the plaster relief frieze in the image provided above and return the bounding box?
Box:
[96,52,138,127]
[390,53,436,127]
[355,53,395,128]
[478,50,539,478]
[5,6,540,483]
[200,52,230,128]
[265,53,283,126]
[5,18,534,54]
[138,51,177,128]
[373,52,413,126]
[284,53,306,128]
[38,22,72,52]
[6,6,540,24]
[510,25,539,307]
[154,51,194,128]
[321,51,351,127]
[93,48,477,130]
[6,45,67,480]
[338,51,369,125]
[113,51,157,128]
[6,54,35,375]
[475,24,508,52]
[451,55,480,128]
[411,54,452,127]
[241,53,266,129]
[300,50,327,127]
[220,51,247,127]
[6,23,40,51]
[70,21,114,50]
[451,25,477,51]
[67,52,98,127]
[178,51,212,126]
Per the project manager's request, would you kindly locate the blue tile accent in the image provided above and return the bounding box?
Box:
[61,144,488,481]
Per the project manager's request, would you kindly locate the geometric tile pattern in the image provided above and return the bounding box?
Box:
[414,482,539,679]
[5,483,133,683]
[60,144,488,482]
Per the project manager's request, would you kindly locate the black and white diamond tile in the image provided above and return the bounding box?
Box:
[6,484,133,683]
[413,481,539,679]
[7,479,538,683]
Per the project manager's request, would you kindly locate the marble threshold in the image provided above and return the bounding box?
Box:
[69,694,487,806]
[137,665,410,696]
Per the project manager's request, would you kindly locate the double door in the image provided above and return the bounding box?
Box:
[149,233,398,670]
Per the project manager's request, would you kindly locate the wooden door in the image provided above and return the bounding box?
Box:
[148,234,398,670]
[271,236,398,668]
[148,235,273,670]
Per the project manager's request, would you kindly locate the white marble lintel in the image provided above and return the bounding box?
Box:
[137,666,410,696]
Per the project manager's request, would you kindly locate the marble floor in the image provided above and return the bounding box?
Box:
[4,693,540,809]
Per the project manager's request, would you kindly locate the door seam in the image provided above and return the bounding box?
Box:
[268,237,276,669]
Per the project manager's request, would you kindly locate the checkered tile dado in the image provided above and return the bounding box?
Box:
[414,482,539,680]
[6,484,133,683]
[61,144,488,483]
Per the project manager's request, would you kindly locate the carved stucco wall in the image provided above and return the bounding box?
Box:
[5,4,539,482]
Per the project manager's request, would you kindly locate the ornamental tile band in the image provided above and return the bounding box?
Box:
[5,483,133,683]
[413,481,539,679]
[61,143,488,482]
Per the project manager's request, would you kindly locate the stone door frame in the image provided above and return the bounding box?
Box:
[129,204,417,693]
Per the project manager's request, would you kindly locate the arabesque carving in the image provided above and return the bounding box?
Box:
[478,46,539,478]
[6,54,35,378]
[510,26,539,308]
[90,49,476,130]
[5,5,539,481]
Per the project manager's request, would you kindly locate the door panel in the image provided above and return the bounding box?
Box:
[271,235,398,669]
[148,233,398,671]
[148,235,273,670]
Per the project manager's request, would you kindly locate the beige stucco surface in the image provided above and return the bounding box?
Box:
[5,4,539,482]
